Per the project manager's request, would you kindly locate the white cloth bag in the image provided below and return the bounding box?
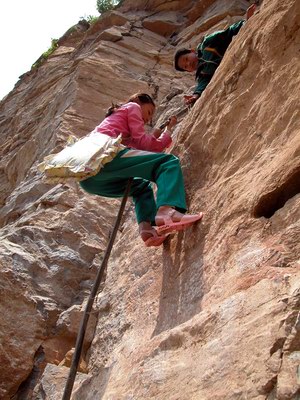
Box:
[38,132,124,183]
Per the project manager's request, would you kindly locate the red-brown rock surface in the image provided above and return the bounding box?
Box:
[0,0,299,399]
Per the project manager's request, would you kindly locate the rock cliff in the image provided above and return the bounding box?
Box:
[0,0,299,399]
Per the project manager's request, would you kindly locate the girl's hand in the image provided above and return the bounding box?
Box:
[166,116,177,131]
[152,128,163,138]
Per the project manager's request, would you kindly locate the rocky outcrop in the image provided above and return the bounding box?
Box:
[0,0,299,399]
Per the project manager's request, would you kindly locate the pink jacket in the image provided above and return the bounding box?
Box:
[93,102,172,153]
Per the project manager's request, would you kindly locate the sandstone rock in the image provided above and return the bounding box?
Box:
[142,12,183,37]
[98,26,124,42]
[0,276,44,399]
[88,10,132,36]
[56,303,98,345]
[31,364,86,399]
[58,348,88,373]
[119,0,192,13]
[57,19,91,47]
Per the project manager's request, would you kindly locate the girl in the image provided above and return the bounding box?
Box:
[80,93,203,247]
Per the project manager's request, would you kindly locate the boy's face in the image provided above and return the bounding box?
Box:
[177,51,198,72]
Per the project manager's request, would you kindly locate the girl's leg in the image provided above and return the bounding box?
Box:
[80,176,167,246]
[131,179,156,224]
[109,149,203,232]
[80,176,157,223]
[96,149,188,211]
[80,148,202,237]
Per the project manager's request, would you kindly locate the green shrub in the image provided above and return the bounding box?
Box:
[43,38,59,58]
[96,0,121,14]
[83,15,99,25]
[31,38,59,69]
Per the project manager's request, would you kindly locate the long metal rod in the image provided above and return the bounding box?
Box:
[62,178,133,400]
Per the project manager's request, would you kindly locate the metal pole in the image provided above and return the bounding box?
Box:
[62,178,133,400]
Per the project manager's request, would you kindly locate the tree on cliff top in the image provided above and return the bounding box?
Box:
[96,0,121,14]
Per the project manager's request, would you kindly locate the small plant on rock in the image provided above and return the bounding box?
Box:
[96,0,121,14]
[83,15,99,25]
[31,38,59,69]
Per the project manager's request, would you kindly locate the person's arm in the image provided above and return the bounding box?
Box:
[194,74,212,96]
[152,115,177,137]
[184,94,200,105]
[152,127,163,138]
[227,20,245,36]
[246,4,256,20]
[183,75,212,105]
[206,20,245,49]
[127,104,172,152]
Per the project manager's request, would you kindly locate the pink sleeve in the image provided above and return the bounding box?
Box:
[126,103,172,152]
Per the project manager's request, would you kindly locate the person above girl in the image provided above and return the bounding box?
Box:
[174,4,257,105]
[80,93,203,247]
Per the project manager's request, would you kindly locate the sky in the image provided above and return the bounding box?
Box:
[0,0,99,100]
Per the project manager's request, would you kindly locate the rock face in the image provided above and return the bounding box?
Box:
[0,0,299,399]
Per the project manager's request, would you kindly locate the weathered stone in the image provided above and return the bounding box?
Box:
[142,12,183,37]
[55,303,98,345]
[98,26,124,42]
[88,10,132,35]
[0,276,44,399]
[31,364,86,399]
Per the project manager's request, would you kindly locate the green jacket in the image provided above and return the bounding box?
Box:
[194,20,245,95]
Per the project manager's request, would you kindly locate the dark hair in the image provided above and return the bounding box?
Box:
[105,93,155,117]
[174,48,192,71]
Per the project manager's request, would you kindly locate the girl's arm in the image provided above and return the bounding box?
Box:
[152,116,177,136]
[152,127,163,138]
[127,103,172,152]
